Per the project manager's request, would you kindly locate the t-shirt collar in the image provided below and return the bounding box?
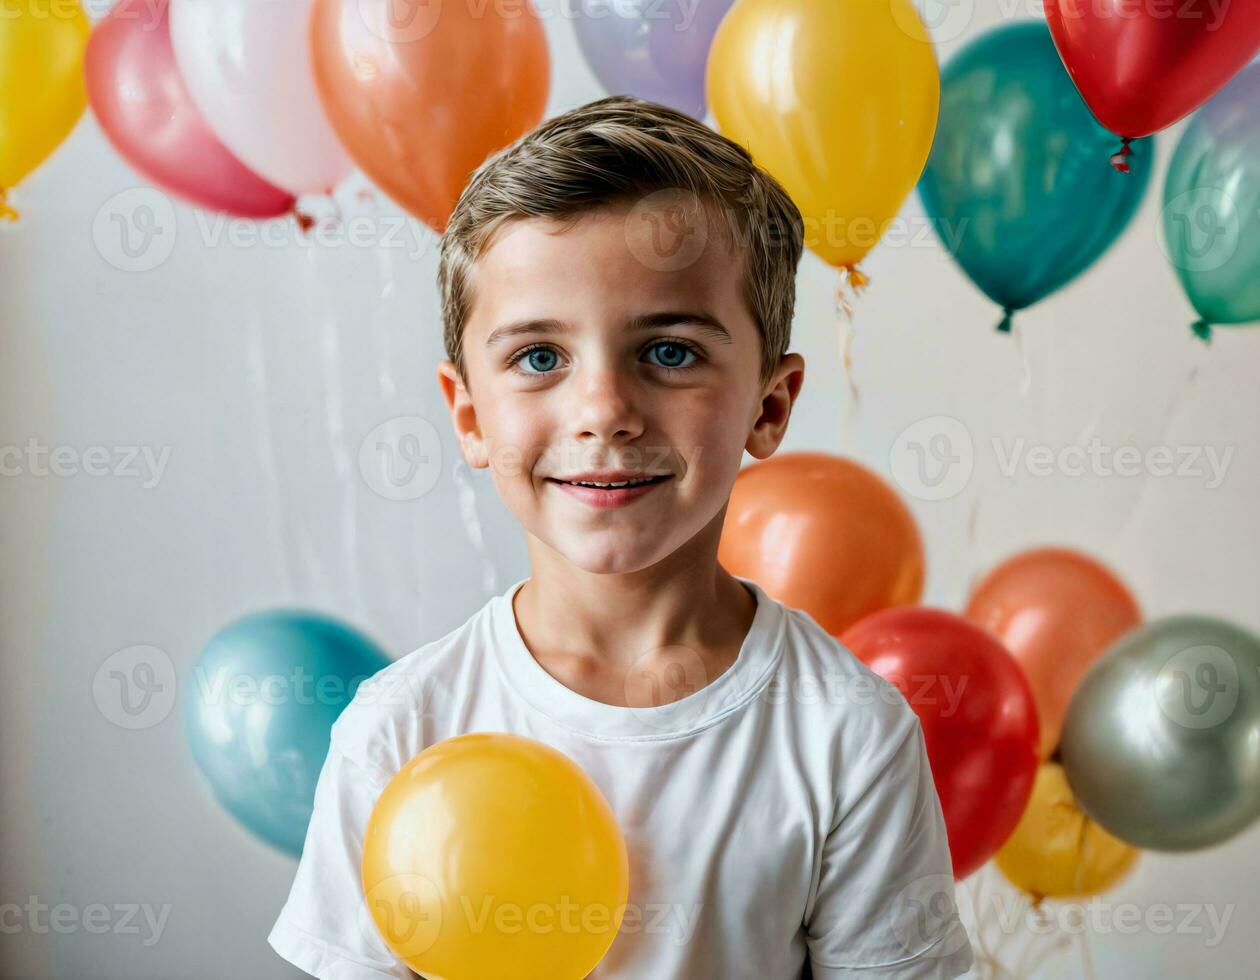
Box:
[490,574,785,741]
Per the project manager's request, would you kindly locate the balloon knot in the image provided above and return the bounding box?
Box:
[996,308,1014,333]
[1109,137,1133,174]
[0,187,18,223]
[843,263,870,293]
[294,205,316,234]
[1191,319,1212,343]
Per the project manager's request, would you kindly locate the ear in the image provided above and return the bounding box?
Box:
[436,360,490,469]
[745,353,805,460]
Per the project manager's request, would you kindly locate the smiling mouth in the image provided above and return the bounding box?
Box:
[546,475,672,489]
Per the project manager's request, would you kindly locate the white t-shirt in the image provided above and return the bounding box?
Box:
[268,576,975,979]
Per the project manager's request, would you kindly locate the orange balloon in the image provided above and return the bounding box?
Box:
[310,0,550,232]
[719,452,924,636]
[965,547,1141,761]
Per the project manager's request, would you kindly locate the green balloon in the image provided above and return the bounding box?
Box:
[1162,64,1260,341]
[918,20,1153,333]
[1060,615,1260,852]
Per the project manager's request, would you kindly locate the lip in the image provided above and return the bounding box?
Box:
[546,474,673,509]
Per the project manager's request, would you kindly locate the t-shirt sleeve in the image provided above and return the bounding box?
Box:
[267,741,414,980]
[806,718,975,979]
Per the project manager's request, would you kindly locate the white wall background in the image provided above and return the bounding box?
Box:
[1,1,1257,978]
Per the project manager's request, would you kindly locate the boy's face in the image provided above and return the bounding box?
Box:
[437,196,803,575]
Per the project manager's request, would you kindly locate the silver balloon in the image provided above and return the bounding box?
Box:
[1060,615,1260,851]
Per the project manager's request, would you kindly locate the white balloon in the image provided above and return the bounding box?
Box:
[168,0,352,195]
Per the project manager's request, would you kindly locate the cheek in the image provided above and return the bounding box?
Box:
[668,388,754,479]
[477,394,549,482]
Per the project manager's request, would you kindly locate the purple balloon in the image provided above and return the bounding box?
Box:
[85,0,295,218]
[574,0,735,119]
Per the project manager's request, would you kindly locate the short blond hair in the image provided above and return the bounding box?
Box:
[438,95,804,388]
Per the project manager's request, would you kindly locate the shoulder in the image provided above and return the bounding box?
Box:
[770,600,924,795]
[329,593,499,780]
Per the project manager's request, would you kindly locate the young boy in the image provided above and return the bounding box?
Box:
[268,95,973,979]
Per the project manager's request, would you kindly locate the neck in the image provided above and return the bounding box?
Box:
[514,511,755,668]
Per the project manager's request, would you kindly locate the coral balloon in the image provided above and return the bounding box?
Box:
[1046,0,1260,141]
[706,0,939,277]
[311,0,551,232]
[0,0,89,218]
[363,733,629,980]
[719,453,923,637]
[168,0,353,195]
[996,762,1139,902]
[841,607,1040,879]
[85,0,294,219]
[965,547,1140,761]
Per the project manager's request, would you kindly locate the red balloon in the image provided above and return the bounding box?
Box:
[841,607,1039,880]
[1046,0,1260,140]
[85,0,294,218]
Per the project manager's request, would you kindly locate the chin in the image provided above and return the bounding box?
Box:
[552,537,674,576]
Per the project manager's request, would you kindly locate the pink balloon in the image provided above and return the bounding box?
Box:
[85,0,294,218]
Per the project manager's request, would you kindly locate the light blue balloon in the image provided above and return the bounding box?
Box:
[185,611,391,857]
[573,0,735,119]
[1162,63,1260,341]
[918,21,1154,332]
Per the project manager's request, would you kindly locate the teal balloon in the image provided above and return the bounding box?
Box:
[1061,616,1260,852]
[918,21,1154,332]
[185,610,391,856]
[1162,63,1260,342]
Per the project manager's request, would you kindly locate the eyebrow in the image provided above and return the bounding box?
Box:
[484,311,734,349]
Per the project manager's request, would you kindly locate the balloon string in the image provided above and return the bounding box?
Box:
[0,186,18,222]
[1109,137,1134,174]
[453,458,499,596]
[833,277,861,420]
[1111,349,1204,552]
[311,247,368,620]
[245,311,297,599]
[375,246,398,402]
[1077,931,1098,980]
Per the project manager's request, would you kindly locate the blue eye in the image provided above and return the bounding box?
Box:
[509,345,561,374]
[645,340,699,371]
[506,338,702,376]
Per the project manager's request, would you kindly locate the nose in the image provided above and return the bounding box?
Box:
[569,357,645,443]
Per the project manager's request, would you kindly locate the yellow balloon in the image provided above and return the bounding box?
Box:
[362,733,629,980]
[0,0,90,219]
[706,0,940,277]
[996,762,1140,901]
